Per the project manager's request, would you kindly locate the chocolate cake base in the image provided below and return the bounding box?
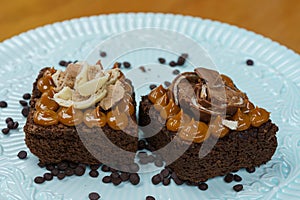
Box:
[24,68,138,167]
[139,96,278,183]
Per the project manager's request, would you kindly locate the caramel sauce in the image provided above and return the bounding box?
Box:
[117,100,135,116]
[178,118,209,143]
[148,85,166,104]
[37,74,55,93]
[221,74,235,89]
[232,108,251,131]
[83,108,106,128]
[154,93,169,111]
[241,99,255,113]
[107,107,129,130]
[35,88,59,111]
[210,116,229,138]
[160,99,180,119]
[166,110,190,132]
[249,107,270,127]
[33,110,58,126]
[57,106,83,126]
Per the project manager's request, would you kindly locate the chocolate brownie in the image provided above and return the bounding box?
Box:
[24,64,138,167]
[139,68,278,183]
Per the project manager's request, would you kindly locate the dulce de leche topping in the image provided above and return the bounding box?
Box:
[107,107,129,131]
[249,107,270,127]
[148,85,166,104]
[117,99,135,116]
[210,116,229,138]
[35,88,59,111]
[241,99,255,114]
[33,110,58,126]
[83,108,106,128]
[154,93,169,111]
[160,99,180,119]
[178,118,209,143]
[37,69,56,93]
[57,106,83,126]
[232,108,251,131]
[166,109,191,132]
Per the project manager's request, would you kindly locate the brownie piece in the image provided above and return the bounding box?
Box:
[24,67,138,167]
[138,68,278,183]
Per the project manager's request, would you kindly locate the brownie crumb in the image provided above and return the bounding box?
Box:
[198,183,208,191]
[123,62,131,69]
[158,58,166,64]
[100,51,107,57]
[146,196,155,200]
[23,93,31,100]
[89,192,101,200]
[17,150,27,159]
[246,59,254,66]
[246,167,256,173]
[34,176,45,184]
[233,184,243,192]
[169,61,177,67]
[0,101,8,108]
[149,84,157,90]
[2,128,10,135]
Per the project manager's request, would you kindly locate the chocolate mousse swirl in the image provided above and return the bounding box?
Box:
[168,68,247,122]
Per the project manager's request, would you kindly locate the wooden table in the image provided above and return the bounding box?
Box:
[1,0,299,53]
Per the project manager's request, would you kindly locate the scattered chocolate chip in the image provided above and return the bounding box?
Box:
[164,81,171,87]
[57,173,66,180]
[138,140,146,150]
[12,122,19,129]
[73,60,78,64]
[34,176,45,184]
[172,69,180,75]
[129,163,139,173]
[17,150,27,159]
[233,174,242,182]
[59,60,67,67]
[44,173,53,181]
[100,51,107,57]
[102,176,112,183]
[177,56,186,66]
[246,167,256,173]
[110,168,117,173]
[129,173,140,185]
[5,117,13,124]
[46,164,55,171]
[2,128,9,135]
[22,107,30,117]
[162,178,170,186]
[65,168,74,176]
[151,174,161,185]
[0,101,8,108]
[147,155,155,163]
[139,66,146,72]
[7,121,14,129]
[90,164,100,171]
[232,169,239,173]
[224,173,234,183]
[51,168,59,176]
[149,84,157,90]
[37,162,45,168]
[181,53,188,59]
[101,165,110,172]
[120,172,129,181]
[139,157,148,165]
[19,100,28,107]
[146,196,155,200]
[69,162,78,169]
[74,166,85,176]
[169,61,177,67]
[89,170,99,178]
[123,62,131,69]
[89,192,101,200]
[171,172,184,185]
[23,93,31,100]
[57,162,68,171]
[154,159,163,167]
[198,183,208,191]
[138,151,148,159]
[233,184,243,192]
[112,177,122,186]
[160,169,169,178]
[158,58,166,64]
[246,59,254,66]
[111,172,119,179]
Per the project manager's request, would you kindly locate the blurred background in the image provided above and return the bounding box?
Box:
[0,0,299,53]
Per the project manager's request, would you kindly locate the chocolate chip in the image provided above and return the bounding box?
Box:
[139,157,148,165]
[160,169,169,178]
[12,122,19,129]
[177,56,186,66]
[44,173,53,181]
[112,177,122,186]
[22,107,30,117]
[198,183,208,191]
[158,58,166,64]
[101,165,110,172]
[151,174,161,185]
[5,117,13,124]
[19,100,28,107]
[181,53,188,59]
[100,51,107,57]
[69,162,78,169]
[7,121,14,129]
[129,163,139,173]
[65,168,74,176]
[57,173,66,180]
[0,101,8,108]
[139,66,146,72]
[110,172,119,179]
[147,155,155,163]
[146,196,155,200]
[59,60,67,67]
[138,140,146,150]
[89,192,100,200]
[154,159,163,167]
[89,192,101,200]
[164,81,171,87]
[232,169,239,173]
[123,62,131,69]
[224,173,234,183]
[2,128,9,135]
[17,150,27,159]
[129,173,140,185]
[23,93,31,100]
[169,61,177,67]
[246,59,254,66]
[162,178,170,186]
[171,172,184,185]
[172,69,180,75]
[233,184,243,192]
[233,174,242,182]
[89,170,99,178]
[46,164,55,171]
[149,84,157,90]
[74,166,85,176]
[246,166,256,173]
[57,162,68,171]
[102,176,112,183]
[90,164,100,171]
[51,168,59,176]
[34,176,45,184]
[110,168,117,173]
[120,172,129,181]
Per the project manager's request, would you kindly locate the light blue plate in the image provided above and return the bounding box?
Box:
[0,13,300,200]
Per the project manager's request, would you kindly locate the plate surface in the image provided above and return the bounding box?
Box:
[0,13,300,200]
